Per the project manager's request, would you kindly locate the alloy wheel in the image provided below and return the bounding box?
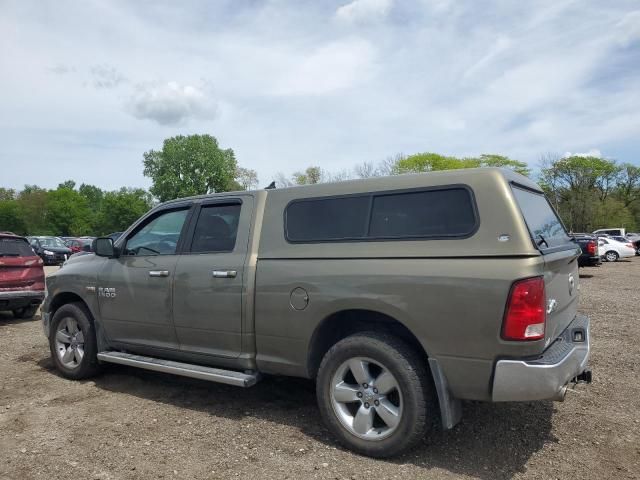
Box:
[54,317,85,368]
[330,357,403,440]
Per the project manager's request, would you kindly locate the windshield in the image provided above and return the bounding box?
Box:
[39,237,67,248]
[512,186,571,250]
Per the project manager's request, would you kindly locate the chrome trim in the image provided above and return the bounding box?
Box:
[492,314,590,402]
[148,270,170,277]
[97,351,260,387]
[212,270,237,278]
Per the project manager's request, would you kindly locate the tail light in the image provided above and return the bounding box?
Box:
[586,241,597,255]
[502,277,546,341]
[626,243,634,249]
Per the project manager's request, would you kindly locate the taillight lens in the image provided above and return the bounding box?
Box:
[627,243,634,249]
[586,241,596,255]
[502,277,546,341]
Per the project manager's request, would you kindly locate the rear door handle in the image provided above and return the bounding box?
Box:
[212,270,237,278]
[149,270,170,277]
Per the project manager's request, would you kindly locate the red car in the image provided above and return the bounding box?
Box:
[0,233,45,319]
[65,238,93,254]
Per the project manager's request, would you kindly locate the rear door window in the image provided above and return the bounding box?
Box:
[511,186,571,249]
[190,204,242,253]
[0,238,35,257]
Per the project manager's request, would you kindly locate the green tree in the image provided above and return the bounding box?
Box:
[474,154,530,176]
[0,200,26,234]
[17,185,49,234]
[46,188,92,236]
[393,153,478,174]
[234,167,259,190]
[95,188,153,234]
[293,166,323,185]
[0,188,16,201]
[143,134,238,202]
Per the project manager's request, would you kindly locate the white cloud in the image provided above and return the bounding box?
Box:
[616,10,640,47]
[563,149,603,158]
[272,39,376,95]
[335,0,393,23]
[128,81,216,126]
[0,1,639,190]
[90,64,126,89]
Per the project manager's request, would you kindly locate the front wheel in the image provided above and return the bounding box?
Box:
[316,331,437,458]
[604,250,619,262]
[49,302,101,380]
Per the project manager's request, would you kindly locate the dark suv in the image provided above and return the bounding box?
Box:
[27,236,72,265]
[0,234,45,319]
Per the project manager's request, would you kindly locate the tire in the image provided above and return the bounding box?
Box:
[49,302,101,380]
[316,331,436,458]
[604,251,619,262]
[12,305,39,319]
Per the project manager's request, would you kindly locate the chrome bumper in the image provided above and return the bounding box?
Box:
[492,314,590,402]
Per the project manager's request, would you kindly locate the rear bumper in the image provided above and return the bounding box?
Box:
[0,290,45,311]
[492,314,590,402]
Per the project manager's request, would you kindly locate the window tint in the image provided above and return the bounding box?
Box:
[286,196,370,242]
[0,238,35,257]
[369,189,476,238]
[285,187,477,242]
[190,204,241,253]
[125,209,189,256]
[512,186,570,249]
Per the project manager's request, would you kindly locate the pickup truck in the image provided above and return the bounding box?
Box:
[42,168,592,457]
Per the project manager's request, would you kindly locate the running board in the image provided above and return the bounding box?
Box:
[97,351,260,387]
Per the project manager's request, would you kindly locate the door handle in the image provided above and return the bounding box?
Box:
[149,270,170,277]
[212,270,237,278]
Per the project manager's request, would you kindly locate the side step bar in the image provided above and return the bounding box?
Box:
[97,351,260,387]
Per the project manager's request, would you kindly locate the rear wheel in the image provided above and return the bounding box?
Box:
[604,250,619,262]
[316,331,436,458]
[12,305,39,319]
[49,302,101,379]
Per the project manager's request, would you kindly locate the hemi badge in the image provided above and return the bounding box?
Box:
[86,286,96,293]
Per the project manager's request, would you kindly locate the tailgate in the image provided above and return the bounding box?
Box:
[543,248,580,343]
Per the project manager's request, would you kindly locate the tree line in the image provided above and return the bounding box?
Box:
[1,133,638,236]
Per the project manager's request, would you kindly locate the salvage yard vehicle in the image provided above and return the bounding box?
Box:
[0,233,45,319]
[27,236,72,265]
[598,237,636,262]
[41,168,592,457]
[571,234,601,267]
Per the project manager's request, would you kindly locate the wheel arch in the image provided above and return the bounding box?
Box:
[307,308,461,430]
[307,309,428,379]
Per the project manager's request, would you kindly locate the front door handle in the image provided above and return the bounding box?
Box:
[149,270,170,277]
[212,270,237,278]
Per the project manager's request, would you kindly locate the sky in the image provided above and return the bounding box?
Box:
[1,0,639,191]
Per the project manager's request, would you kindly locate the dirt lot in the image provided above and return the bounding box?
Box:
[1,262,639,480]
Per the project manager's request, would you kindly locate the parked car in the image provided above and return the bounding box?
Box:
[42,168,591,457]
[598,237,636,262]
[571,234,601,267]
[65,238,94,254]
[0,233,45,319]
[593,227,626,237]
[27,236,73,265]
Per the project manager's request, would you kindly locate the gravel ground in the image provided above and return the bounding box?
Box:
[1,261,639,480]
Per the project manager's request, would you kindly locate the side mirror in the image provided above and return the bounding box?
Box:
[94,237,116,257]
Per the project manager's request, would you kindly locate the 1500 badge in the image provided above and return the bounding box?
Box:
[98,287,116,298]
